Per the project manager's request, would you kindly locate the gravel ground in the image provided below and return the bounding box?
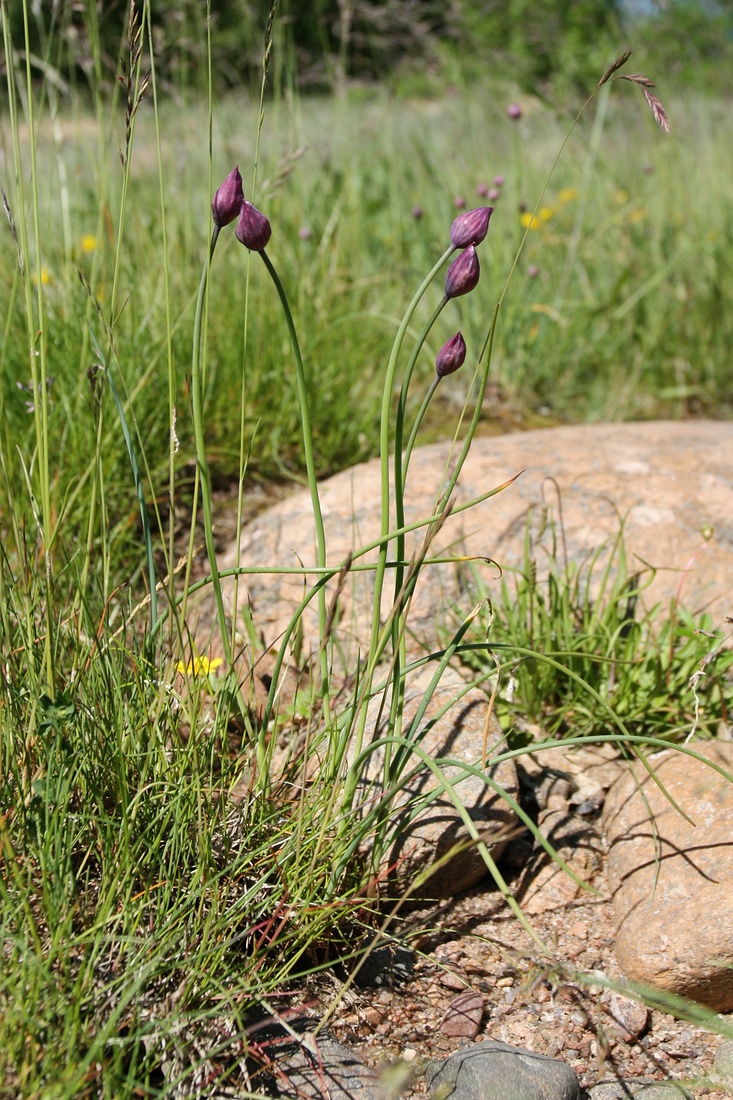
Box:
[322,863,731,1099]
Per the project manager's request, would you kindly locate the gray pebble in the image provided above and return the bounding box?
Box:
[425,1039,580,1100]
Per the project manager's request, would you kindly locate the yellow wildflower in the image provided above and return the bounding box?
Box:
[176,655,223,676]
[538,206,554,222]
[32,266,52,286]
[520,212,539,230]
[614,188,629,205]
[81,234,97,254]
[558,187,579,204]
[628,208,646,224]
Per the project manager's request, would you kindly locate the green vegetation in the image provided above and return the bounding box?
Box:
[455,516,733,744]
[2,0,733,1094]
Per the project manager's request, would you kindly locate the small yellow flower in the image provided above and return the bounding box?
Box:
[538,205,555,222]
[558,187,579,204]
[176,655,223,676]
[520,212,539,230]
[32,266,52,286]
[627,207,646,224]
[81,234,97,254]
[614,188,629,205]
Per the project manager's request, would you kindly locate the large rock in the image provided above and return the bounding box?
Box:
[603,740,733,1010]
[210,422,733,671]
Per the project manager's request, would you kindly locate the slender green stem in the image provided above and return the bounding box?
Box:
[402,376,440,485]
[258,248,331,726]
[339,245,454,822]
[384,296,447,796]
[190,226,232,666]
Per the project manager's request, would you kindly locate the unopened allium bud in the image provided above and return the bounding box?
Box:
[493,174,505,187]
[528,264,539,278]
[454,195,466,210]
[450,207,494,249]
[235,200,272,252]
[445,245,480,299]
[488,188,500,202]
[476,182,489,197]
[436,332,466,379]
[507,103,522,120]
[412,205,424,220]
[212,166,244,228]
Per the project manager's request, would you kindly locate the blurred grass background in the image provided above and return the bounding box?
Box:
[3,1,733,583]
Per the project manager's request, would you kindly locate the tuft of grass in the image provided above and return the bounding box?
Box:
[454,512,733,745]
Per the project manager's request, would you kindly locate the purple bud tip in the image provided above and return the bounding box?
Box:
[476,183,489,197]
[488,188,500,202]
[436,332,467,379]
[450,207,494,249]
[445,245,480,300]
[507,103,522,120]
[454,196,466,210]
[493,174,505,187]
[412,205,423,220]
[528,264,539,278]
[235,200,272,252]
[212,166,244,228]
[299,226,312,241]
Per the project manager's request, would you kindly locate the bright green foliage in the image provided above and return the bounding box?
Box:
[458,517,733,743]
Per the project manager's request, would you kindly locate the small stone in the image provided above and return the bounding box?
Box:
[426,1040,581,1100]
[440,969,467,991]
[440,990,485,1038]
[589,1084,693,1100]
[267,1033,379,1100]
[712,1038,733,1088]
[604,993,649,1039]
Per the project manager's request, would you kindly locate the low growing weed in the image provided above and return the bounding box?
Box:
[455,510,733,744]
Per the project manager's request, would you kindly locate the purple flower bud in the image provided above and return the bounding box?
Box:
[435,332,467,379]
[493,174,505,187]
[445,245,480,299]
[212,166,244,228]
[235,200,272,252]
[476,183,489,197]
[412,205,423,220]
[528,264,539,278]
[299,226,312,241]
[488,188,500,202]
[450,207,494,249]
[454,195,466,210]
[507,103,522,120]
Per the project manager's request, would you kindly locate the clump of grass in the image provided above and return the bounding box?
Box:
[454,509,733,745]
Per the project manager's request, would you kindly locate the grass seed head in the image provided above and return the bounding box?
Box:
[436,331,467,378]
[450,206,494,248]
[212,165,244,228]
[445,245,480,299]
[235,200,272,251]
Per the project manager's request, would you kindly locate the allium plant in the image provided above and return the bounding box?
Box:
[184,47,673,915]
